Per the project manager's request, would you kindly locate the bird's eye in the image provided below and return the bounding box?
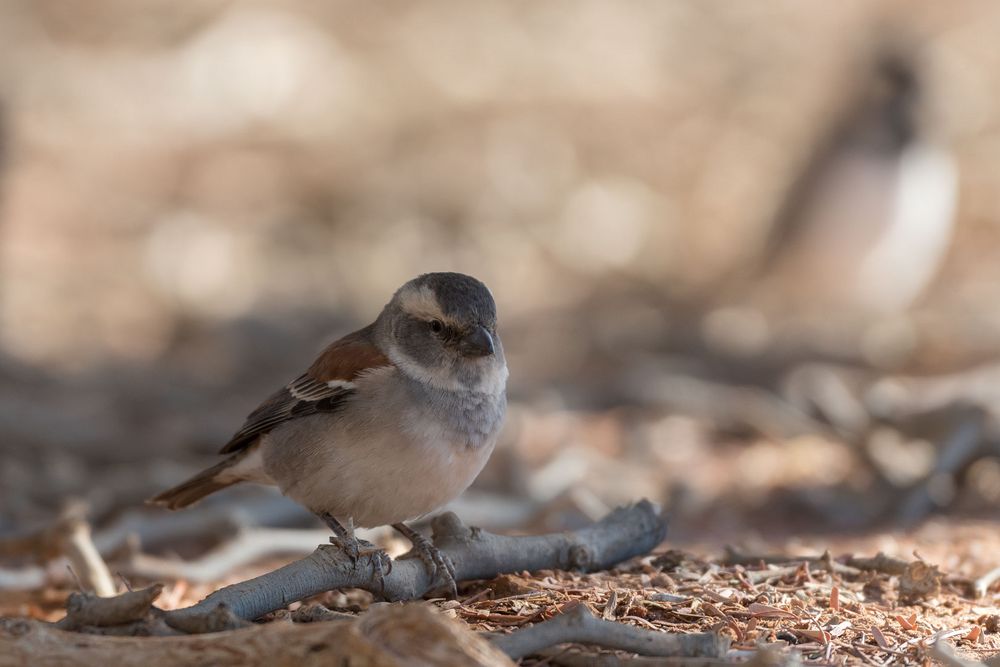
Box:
[429,319,444,334]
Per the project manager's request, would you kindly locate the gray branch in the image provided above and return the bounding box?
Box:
[57,584,163,631]
[488,603,729,660]
[165,500,667,627]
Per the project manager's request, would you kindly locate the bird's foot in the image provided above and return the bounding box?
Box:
[319,513,393,591]
[328,534,393,589]
[396,526,457,598]
[356,540,394,587]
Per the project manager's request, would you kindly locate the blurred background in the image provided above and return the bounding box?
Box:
[3,0,1000,561]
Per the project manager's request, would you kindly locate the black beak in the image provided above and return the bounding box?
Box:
[459,326,495,357]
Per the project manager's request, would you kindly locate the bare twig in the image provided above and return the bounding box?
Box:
[163,603,251,634]
[0,502,116,596]
[722,547,804,566]
[164,501,667,629]
[63,515,117,597]
[0,496,386,592]
[973,565,1000,598]
[538,647,738,666]
[1,604,513,667]
[744,564,805,585]
[723,548,861,580]
[291,604,357,623]
[845,552,909,575]
[487,602,728,660]
[56,584,164,631]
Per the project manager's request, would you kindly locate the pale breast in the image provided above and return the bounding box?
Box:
[259,366,506,527]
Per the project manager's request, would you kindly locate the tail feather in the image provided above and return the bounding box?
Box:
[148,456,243,510]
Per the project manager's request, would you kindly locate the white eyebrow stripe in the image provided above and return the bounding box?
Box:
[398,285,445,320]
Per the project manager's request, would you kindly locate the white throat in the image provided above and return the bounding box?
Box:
[385,344,508,395]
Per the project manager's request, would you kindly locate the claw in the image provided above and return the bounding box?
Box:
[328,533,361,564]
[356,540,393,593]
[319,512,393,593]
[394,524,458,598]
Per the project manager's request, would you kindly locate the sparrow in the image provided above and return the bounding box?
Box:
[150,272,508,595]
[749,48,957,315]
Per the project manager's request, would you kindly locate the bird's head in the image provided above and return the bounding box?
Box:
[377,272,507,394]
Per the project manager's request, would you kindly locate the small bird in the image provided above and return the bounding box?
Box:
[150,272,508,594]
[748,49,957,316]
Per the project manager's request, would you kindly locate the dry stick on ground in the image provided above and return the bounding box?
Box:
[744,564,806,585]
[57,584,164,631]
[722,548,861,579]
[973,565,1000,599]
[844,552,909,575]
[0,502,116,597]
[0,497,381,591]
[537,650,738,667]
[163,500,667,630]
[488,602,729,661]
[103,494,527,583]
[291,603,359,623]
[63,515,117,598]
[1,603,514,667]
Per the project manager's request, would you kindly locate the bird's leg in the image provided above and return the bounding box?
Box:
[392,522,457,598]
[317,513,392,588]
[319,512,359,561]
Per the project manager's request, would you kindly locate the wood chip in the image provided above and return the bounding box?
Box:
[795,628,831,643]
[601,590,617,620]
[828,620,852,637]
[748,602,798,619]
[872,625,890,649]
[701,601,727,619]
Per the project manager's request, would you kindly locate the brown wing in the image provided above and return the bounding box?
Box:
[219,324,392,454]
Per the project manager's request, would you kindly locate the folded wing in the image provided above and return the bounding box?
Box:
[219,324,392,454]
